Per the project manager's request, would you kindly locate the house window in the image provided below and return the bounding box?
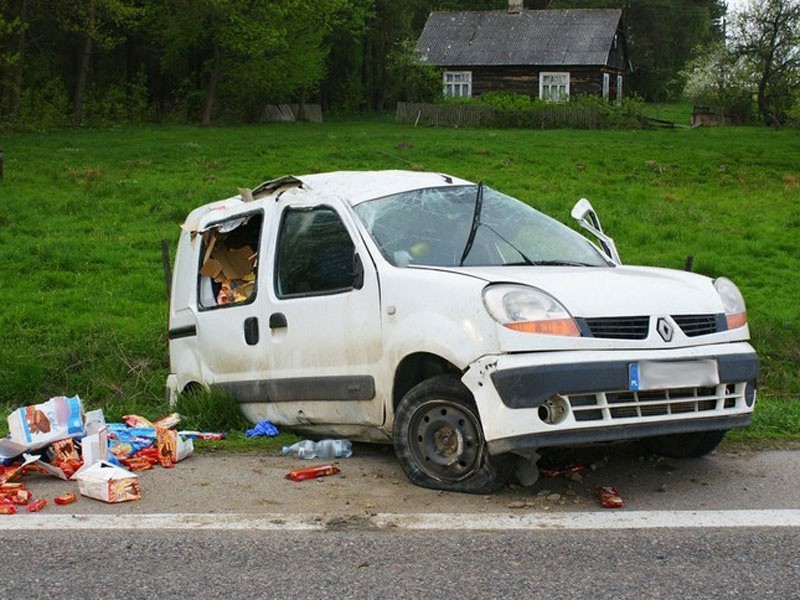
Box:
[539,72,570,102]
[603,73,610,100]
[443,71,472,98]
[616,75,623,103]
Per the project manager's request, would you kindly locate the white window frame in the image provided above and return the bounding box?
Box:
[602,73,610,100]
[616,75,623,103]
[443,71,472,98]
[539,72,570,102]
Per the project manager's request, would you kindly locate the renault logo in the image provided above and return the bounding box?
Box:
[656,318,674,342]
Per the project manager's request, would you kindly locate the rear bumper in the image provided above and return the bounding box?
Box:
[462,342,758,455]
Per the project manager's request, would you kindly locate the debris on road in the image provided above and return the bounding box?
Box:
[542,463,586,478]
[285,464,341,482]
[0,395,210,509]
[246,420,279,438]
[595,485,624,509]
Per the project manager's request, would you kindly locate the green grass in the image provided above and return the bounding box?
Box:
[1,119,799,439]
[641,102,694,125]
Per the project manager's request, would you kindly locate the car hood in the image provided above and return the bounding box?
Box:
[442,265,724,318]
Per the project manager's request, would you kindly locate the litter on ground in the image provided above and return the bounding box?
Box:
[0,395,224,511]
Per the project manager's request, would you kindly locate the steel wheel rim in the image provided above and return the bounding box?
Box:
[408,400,483,482]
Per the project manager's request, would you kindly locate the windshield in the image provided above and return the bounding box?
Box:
[353,185,609,268]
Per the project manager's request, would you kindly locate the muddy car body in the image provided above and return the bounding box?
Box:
[167,170,758,493]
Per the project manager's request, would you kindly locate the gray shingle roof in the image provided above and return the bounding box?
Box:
[418,8,623,67]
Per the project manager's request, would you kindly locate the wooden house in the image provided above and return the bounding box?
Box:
[417,2,627,102]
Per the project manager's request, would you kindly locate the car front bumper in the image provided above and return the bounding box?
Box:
[462,342,758,455]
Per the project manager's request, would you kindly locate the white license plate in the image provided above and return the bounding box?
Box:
[629,359,719,391]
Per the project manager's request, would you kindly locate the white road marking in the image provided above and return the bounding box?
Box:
[1,510,799,531]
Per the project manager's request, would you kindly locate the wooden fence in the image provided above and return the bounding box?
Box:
[262,103,323,123]
[396,101,623,129]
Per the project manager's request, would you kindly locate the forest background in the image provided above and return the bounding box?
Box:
[0,0,731,129]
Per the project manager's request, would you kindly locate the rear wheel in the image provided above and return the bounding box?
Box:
[393,375,512,494]
[641,429,727,459]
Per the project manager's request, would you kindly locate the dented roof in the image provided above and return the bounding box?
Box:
[417,8,623,67]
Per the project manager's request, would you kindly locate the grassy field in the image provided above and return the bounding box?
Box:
[1,120,799,441]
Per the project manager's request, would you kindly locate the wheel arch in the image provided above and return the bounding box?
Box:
[392,352,461,415]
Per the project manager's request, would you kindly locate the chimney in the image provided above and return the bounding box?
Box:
[508,0,523,13]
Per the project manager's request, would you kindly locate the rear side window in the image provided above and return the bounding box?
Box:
[197,213,262,309]
[276,206,355,297]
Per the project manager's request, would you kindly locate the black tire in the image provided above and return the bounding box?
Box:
[393,374,513,494]
[641,429,728,459]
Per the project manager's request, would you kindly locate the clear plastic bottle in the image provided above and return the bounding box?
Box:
[281,439,353,460]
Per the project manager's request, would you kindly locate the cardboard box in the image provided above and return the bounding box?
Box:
[75,461,141,503]
[7,396,84,451]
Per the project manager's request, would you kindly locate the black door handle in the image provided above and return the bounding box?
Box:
[244,317,259,346]
[269,312,287,329]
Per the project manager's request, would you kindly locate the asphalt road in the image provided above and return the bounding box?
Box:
[2,443,800,598]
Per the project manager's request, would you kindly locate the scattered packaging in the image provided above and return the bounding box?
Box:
[285,464,341,482]
[7,396,84,451]
[54,493,77,506]
[153,412,181,429]
[542,463,587,478]
[123,414,155,429]
[26,498,47,512]
[596,485,624,509]
[245,420,279,438]
[75,461,141,503]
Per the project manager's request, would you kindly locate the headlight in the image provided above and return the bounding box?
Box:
[483,284,580,336]
[714,277,747,330]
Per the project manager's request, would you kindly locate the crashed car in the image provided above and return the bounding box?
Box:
[167,170,758,493]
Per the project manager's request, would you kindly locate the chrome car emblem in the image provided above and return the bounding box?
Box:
[656,317,674,342]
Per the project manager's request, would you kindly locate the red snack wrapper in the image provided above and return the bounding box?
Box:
[595,485,624,509]
[54,493,77,506]
[27,498,47,512]
[285,464,341,482]
[542,463,586,478]
[0,504,18,515]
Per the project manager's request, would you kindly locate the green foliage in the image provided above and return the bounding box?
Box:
[0,122,798,439]
[386,39,441,104]
[477,92,534,112]
[175,387,251,432]
[13,78,70,131]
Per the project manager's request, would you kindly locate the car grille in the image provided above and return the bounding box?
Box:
[582,317,650,340]
[673,314,722,337]
[581,314,723,340]
[569,384,741,422]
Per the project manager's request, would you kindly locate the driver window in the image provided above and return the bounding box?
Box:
[276,206,356,297]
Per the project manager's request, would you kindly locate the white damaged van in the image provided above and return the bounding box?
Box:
[167,170,758,493]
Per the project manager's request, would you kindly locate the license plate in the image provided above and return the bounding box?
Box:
[629,359,719,391]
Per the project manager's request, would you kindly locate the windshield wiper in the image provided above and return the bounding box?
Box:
[503,260,596,267]
[459,182,483,266]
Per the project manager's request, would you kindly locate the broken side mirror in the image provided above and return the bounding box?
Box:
[571,198,621,264]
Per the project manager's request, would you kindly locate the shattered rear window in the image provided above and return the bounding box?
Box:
[196,213,262,309]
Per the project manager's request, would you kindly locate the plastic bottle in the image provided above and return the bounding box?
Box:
[281,439,353,460]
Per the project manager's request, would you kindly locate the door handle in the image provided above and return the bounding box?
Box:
[244,317,259,346]
[269,312,287,330]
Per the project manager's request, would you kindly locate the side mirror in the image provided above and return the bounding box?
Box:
[571,198,621,264]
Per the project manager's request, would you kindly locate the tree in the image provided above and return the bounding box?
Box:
[732,0,800,125]
[0,0,28,121]
[681,41,754,123]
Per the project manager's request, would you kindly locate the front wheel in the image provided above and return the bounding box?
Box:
[640,429,728,459]
[393,375,512,494]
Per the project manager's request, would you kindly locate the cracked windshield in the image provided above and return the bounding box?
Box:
[354,185,609,268]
